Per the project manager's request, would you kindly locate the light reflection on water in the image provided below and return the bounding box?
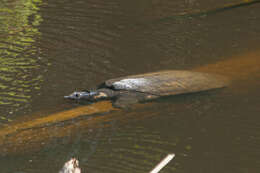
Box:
[0,0,260,173]
[0,0,47,121]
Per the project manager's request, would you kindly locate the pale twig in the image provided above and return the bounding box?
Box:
[149,154,175,173]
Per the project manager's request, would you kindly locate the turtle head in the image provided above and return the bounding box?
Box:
[64,90,98,100]
[64,90,109,101]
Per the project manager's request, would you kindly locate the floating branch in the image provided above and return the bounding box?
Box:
[150,153,175,173]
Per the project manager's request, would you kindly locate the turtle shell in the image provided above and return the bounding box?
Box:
[105,70,228,96]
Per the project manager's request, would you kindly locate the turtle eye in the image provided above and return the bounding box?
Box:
[73,92,80,98]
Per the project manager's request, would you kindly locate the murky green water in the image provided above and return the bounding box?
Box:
[0,0,260,172]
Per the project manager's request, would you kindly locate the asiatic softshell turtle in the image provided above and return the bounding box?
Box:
[65,70,228,107]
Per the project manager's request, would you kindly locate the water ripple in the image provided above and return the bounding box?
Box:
[0,0,46,120]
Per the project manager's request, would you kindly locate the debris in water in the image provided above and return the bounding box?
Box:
[59,154,175,173]
[150,153,175,173]
[59,158,81,173]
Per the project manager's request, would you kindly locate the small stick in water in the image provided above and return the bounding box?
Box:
[59,154,174,173]
[59,158,81,173]
[150,154,175,173]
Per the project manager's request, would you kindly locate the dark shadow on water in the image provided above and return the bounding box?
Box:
[143,88,226,104]
[154,0,260,24]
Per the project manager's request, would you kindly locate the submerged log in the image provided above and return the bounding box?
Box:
[0,50,260,155]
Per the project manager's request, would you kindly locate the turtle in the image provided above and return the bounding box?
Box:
[64,70,228,107]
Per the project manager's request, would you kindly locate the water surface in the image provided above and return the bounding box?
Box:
[0,0,260,172]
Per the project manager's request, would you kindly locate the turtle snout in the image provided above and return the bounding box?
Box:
[64,91,93,100]
[64,92,81,100]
